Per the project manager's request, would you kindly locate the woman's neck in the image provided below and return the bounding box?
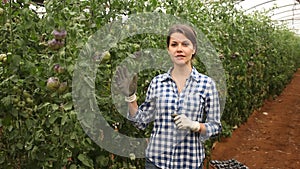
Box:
[171,65,192,79]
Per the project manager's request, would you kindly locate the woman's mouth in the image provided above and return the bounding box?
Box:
[175,55,185,59]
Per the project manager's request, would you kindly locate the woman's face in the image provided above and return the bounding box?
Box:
[168,32,195,67]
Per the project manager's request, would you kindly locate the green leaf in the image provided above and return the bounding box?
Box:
[96,156,109,167]
[7,125,13,132]
[61,114,68,125]
[1,96,12,106]
[49,115,58,124]
[0,151,5,164]
[38,102,51,110]
[68,140,75,148]
[62,92,72,99]
[70,164,77,169]
[53,125,60,135]
[78,154,94,168]
[25,141,33,151]
[16,142,23,150]
[52,104,59,111]
[25,119,35,130]
[63,102,73,111]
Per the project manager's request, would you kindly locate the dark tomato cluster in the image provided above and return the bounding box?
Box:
[48,29,67,50]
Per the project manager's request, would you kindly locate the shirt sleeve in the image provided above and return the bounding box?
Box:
[127,79,157,130]
[201,78,222,140]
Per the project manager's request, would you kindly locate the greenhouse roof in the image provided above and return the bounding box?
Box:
[235,0,300,35]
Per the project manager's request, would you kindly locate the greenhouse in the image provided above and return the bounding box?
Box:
[0,0,299,168]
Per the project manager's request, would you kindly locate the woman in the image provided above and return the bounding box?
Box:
[115,24,221,169]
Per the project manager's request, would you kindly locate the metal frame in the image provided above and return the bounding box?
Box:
[244,0,277,11]
[276,13,300,20]
[271,8,300,17]
[277,18,300,21]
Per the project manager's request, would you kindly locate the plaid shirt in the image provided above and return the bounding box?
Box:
[129,67,221,169]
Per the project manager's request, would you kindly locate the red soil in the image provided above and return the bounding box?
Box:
[209,68,300,169]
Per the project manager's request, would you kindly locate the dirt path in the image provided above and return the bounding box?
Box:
[209,68,300,169]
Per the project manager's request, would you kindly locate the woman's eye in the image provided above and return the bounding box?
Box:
[182,42,190,46]
[170,42,190,47]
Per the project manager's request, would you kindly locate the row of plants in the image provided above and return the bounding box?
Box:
[0,0,299,168]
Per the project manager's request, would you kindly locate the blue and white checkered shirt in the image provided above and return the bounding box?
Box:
[129,67,221,169]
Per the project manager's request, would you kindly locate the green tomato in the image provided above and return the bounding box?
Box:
[2,57,7,63]
[102,51,111,62]
[53,64,65,73]
[26,98,34,104]
[46,77,60,91]
[4,23,10,29]
[13,86,22,94]
[0,54,6,61]
[0,8,4,15]
[57,82,68,93]
[17,101,26,107]
[13,96,20,104]
[23,90,31,98]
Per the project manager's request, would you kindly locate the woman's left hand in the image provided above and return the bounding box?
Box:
[174,114,201,132]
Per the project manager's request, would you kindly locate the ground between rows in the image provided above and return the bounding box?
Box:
[209,68,300,169]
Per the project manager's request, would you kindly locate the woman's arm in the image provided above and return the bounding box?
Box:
[126,79,157,130]
[202,78,222,138]
[128,100,138,117]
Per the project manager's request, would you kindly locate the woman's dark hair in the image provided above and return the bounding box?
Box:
[167,24,197,58]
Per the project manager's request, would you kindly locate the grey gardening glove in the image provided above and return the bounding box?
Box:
[115,65,138,97]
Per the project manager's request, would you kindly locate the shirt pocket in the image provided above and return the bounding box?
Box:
[184,93,205,122]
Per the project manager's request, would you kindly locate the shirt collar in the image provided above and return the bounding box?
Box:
[160,67,201,82]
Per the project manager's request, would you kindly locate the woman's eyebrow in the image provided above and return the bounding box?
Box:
[170,39,190,43]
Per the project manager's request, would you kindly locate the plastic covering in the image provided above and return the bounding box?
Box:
[235,0,300,35]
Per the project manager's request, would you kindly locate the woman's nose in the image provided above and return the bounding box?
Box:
[176,44,183,51]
